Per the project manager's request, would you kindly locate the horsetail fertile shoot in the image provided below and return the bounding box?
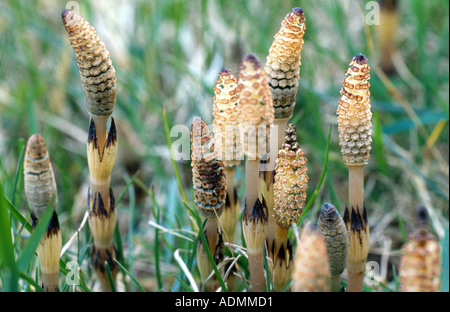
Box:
[292,224,331,292]
[337,53,372,292]
[318,203,349,292]
[263,7,306,254]
[213,68,241,243]
[62,9,119,291]
[400,205,441,292]
[191,118,226,291]
[272,124,308,291]
[24,134,61,292]
[238,53,274,291]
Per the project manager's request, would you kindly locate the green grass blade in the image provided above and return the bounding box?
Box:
[19,272,43,292]
[104,261,117,292]
[0,185,19,292]
[114,259,145,292]
[2,194,33,233]
[126,175,136,292]
[148,185,163,290]
[162,107,189,205]
[10,138,25,206]
[197,216,228,292]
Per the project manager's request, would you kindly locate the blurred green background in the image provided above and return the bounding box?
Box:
[0,0,448,291]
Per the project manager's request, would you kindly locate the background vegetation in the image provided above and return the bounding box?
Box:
[0,0,448,292]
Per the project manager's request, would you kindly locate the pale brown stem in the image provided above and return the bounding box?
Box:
[274,225,289,255]
[245,159,260,217]
[92,116,108,152]
[222,167,238,243]
[347,164,369,292]
[331,275,341,292]
[248,249,265,292]
[225,167,235,205]
[347,271,365,292]
[204,218,219,253]
[348,165,365,212]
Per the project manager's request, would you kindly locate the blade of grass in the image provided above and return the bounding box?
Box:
[114,259,145,292]
[0,184,19,292]
[10,138,25,206]
[149,185,163,290]
[197,217,228,292]
[123,174,137,292]
[174,248,199,292]
[373,111,388,176]
[19,272,43,292]
[391,265,400,292]
[104,261,117,292]
[2,193,33,233]
[162,107,189,205]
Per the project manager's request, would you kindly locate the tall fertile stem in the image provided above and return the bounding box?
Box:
[237,54,274,291]
[337,53,372,292]
[212,68,241,243]
[24,134,61,292]
[62,9,118,291]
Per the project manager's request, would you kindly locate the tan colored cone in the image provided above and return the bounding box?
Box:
[237,53,274,160]
[62,9,116,119]
[265,7,306,119]
[213,68,242,167]
[400,205,441,292]
[273,124,308,228]
[24,134,58,217]
[337,54,372,166]
[24,134,61,292]
[318,203,349,291]
[191,118,227,220]
[292,225,330,292]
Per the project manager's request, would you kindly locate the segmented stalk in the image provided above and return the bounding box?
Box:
[62,10,118,291]
[337,53,372,292]
[238,53,274,292]
[191,118,226,291]
[87,118,118,291]
[265,7,306,119]
[318,203,349,291]
[24,134,61,292]
[292,225,331,292]
[400,205,441,292]
[242,198,269,292]
[263,8,306,267]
